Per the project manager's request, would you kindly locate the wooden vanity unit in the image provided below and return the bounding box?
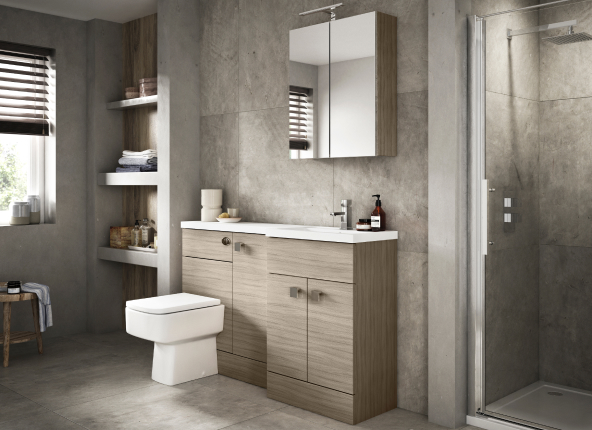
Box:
[181,222,397,425]
[266,237,397,425]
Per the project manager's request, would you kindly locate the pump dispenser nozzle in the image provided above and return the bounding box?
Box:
[372,194,381,207]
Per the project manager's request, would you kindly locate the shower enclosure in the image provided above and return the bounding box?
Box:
[470,1,592,429]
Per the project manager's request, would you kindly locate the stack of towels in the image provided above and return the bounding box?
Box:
[116,149,157,173]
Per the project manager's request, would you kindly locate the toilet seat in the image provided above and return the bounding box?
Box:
[126,292,220,315]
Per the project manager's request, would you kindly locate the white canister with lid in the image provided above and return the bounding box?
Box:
[27,195,41,224]
[201,189,222,222]
[9,202,31,225]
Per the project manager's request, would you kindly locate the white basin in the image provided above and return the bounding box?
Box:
[266,226,398,244]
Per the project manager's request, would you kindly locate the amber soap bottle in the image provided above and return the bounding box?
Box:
[371,194,386,231]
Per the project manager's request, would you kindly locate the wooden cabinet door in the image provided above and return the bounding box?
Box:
[267,274,307,381]
[307,279,354,394]
[232,233,267,362]
[182,257,232,353]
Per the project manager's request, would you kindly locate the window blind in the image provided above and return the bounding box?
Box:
[289,85,312,150]
[0,41,52,136]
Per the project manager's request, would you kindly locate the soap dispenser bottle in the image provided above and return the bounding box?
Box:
[371,194,386,231]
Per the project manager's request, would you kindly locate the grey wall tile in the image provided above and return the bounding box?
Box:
[486,91,539,251]
[485,245,539,404]
[238,107,334,225]
[473,0,540,100]
[238,0,302,111]
[333,91,428,253]
[539,244,592,391]
[540,1,592,101]
[397,251,428,415]
[539,97,592,247]
[200,113,240,210]
[199,0,239,116]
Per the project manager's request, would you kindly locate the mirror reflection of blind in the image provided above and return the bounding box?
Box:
[289,85,312,150]
[0,41,52,136]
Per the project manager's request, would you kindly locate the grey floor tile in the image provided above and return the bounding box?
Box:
[1,411,84,429]
[57,382,277,430]
[279,405,344,427]
[65,330,154,357]
[0,384,47,424]
[194,374,284,409]
[0,352,156,410]
[222,409,329,430]
[323,408,453,430]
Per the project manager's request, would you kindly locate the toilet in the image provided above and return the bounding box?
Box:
[126,293,224,386]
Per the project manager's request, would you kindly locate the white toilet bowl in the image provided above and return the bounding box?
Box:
[126,293,224,386]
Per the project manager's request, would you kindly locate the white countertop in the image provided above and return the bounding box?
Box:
[180,221,398,244]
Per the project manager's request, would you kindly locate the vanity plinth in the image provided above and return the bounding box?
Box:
[180,222,398,424]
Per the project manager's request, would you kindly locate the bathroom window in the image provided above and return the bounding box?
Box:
[0,41,53,225]
[0,135,44,225]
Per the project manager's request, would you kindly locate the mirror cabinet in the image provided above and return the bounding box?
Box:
[289,11,397,159]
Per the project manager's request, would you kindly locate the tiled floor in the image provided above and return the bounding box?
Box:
[0,331,481,429]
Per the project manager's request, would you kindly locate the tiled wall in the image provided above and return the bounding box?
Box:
[538,0,592,392]
[198,0,429,414]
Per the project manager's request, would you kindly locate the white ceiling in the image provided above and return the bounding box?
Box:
[0,0,157,23]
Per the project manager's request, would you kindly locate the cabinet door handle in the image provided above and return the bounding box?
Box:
[290,287,300,298]
[221,237,231,246]
[311,290,323,302]
[234,242,243,252]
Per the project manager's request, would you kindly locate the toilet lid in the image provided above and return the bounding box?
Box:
[126,293,221,315]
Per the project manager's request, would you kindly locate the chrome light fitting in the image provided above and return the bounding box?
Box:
[299,3,343,21]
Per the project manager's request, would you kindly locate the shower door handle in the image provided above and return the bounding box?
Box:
[482,179,488,256]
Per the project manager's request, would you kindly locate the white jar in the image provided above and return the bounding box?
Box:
[9,202,31,225]
[201,189,222,222]
[27,195,40,224]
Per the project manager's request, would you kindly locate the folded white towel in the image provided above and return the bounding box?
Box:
[123,149,157,156]
[122,155,156,159]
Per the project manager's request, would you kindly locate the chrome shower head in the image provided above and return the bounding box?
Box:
[543,26,592,44]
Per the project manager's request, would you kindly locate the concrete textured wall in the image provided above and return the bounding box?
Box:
[427,0,470,427]
[538,0,592,392]
[0,6,88,337]
[198,0,429,415]
[86,19,124,333]
[157,0,201,295]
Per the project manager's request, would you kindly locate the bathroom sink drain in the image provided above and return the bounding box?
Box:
[548,391,563,396]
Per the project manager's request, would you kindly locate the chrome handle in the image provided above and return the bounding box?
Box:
[222,237,231,246]
[489,241,494,245]
[290,287,300,298]
[311,290,323,302]
[489,188,495,192]
[234,242,243,252]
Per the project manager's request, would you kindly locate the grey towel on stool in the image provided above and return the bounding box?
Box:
[118,157,156,166]
[0,283,53,332]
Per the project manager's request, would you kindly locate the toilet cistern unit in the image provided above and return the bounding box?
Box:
[125,293,224,386]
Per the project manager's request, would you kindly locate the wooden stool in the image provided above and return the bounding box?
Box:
[1,292,43,367]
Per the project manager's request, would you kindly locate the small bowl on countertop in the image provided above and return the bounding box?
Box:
[216,217,242,223]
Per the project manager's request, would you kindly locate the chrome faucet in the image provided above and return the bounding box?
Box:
[330,199,351,230]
